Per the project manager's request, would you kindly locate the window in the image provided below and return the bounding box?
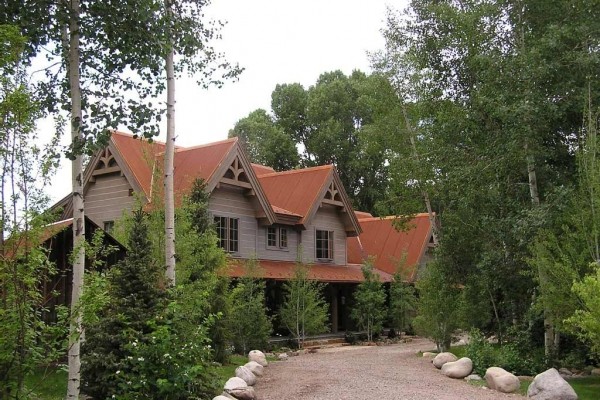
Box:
[266,226,288,249]
[214,216,239,253]
[103,220,114,233]
[316,230,333,260]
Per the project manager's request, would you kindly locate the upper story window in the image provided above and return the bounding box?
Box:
[214,216,239,253]
[267,226,288,250]
[103,220,114,233]
[316,229,333,260]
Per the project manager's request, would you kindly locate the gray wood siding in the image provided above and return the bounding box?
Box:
[85,173,136,226]
[209,186,258,258]
[301,206,347,265]
[256,225,298,262]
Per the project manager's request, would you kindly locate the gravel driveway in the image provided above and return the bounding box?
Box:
[254,338,523,400]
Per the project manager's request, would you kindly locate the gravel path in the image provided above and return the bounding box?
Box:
[254,338,523,400]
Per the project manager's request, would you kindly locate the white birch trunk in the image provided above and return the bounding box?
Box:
[400,102,439,245]
[65,0,85,397]
[164,0,176,285]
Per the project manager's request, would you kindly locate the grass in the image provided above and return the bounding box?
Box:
[23,367,67,400]
[569,376,600,400]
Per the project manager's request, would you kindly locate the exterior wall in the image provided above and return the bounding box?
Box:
[209,185,258,259]
[85,173,136,227]
[256,224,299,262]
[300,205,347,265]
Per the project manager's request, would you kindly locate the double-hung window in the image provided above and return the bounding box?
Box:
[315,229,334,260]
[266,226,288,250]
[214,216,239,253]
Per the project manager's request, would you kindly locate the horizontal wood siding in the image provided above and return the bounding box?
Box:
[256,225,298,262]
[301,206,347,265]
[85,173,136,226]
[209,186,258,258]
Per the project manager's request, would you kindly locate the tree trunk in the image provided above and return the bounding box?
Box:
[65,0,85,397]
[164,0,176,285]
[401,103,439,245]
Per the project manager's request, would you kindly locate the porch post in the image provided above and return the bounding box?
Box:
[331,285,339,333]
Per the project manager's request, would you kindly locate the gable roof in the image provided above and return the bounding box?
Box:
[110,131,167,199]
[347,213,432,281]
[258,165,362,234]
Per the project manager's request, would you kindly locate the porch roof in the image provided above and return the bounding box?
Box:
[224,259,393,283]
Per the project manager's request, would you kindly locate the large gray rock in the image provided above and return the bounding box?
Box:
[527,368,578,400]
[441,357,473,379]
[422,352,437,359]
[224,377,256,400]
[213,396,234,400]
[235,366,257,386]
[433,352,458,369]
[248,350,268,367]
[244,361,264,377]
[485,367,520,393]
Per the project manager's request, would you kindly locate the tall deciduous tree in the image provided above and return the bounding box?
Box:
[377,0,600,354]
[5,1,240,395]
[351,260,386,342]
[279,264,329,348]
[230,71,401,212]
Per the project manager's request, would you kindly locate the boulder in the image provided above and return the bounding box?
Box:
[484,367,520,393]
[244,361,264,377]
[591,368,600,376]
[559,368,573,377]
[527,368,578,400]
[465,374,482,381]
[422,352,437,359]
[433,352,458,369]
[278,353,289,361]
[224,377,256,400]
[248,350,268,367]
[235,366,257,386]
[441,357,473,379]
[213,396,235,400]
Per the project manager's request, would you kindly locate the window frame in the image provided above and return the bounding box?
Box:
[315,229,334,261]
[266,226,289,250]
[214,215,240,253]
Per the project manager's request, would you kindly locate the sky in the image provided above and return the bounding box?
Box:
[45,0,407,203]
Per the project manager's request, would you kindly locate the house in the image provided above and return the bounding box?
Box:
[51,131,433,332]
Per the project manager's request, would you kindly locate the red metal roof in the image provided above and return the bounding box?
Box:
[111,132,237,199]
[251,163,275,176]
[355,210,374,219]
[347,214,432,281]
[171,138,237,196]
[258,165,333,224]
[224,259,392,283]
[111,131,166,198]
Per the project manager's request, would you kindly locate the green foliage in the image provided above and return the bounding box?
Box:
[567,264,600,357]
[229,109,299,171]
[279,264,329,348]
[4,0,242,155]
[466,329,544,377]
[0,24,64,399]
[231,71,401,212]
[389,265,417,337]
[351,260,386,342]
[413,259,462,352]
[228,259,272,354]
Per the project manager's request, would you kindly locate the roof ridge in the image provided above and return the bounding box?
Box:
[358,213,432,222]
[175,137,237,152]
[258,164,333,179]
[110,130,167,146]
